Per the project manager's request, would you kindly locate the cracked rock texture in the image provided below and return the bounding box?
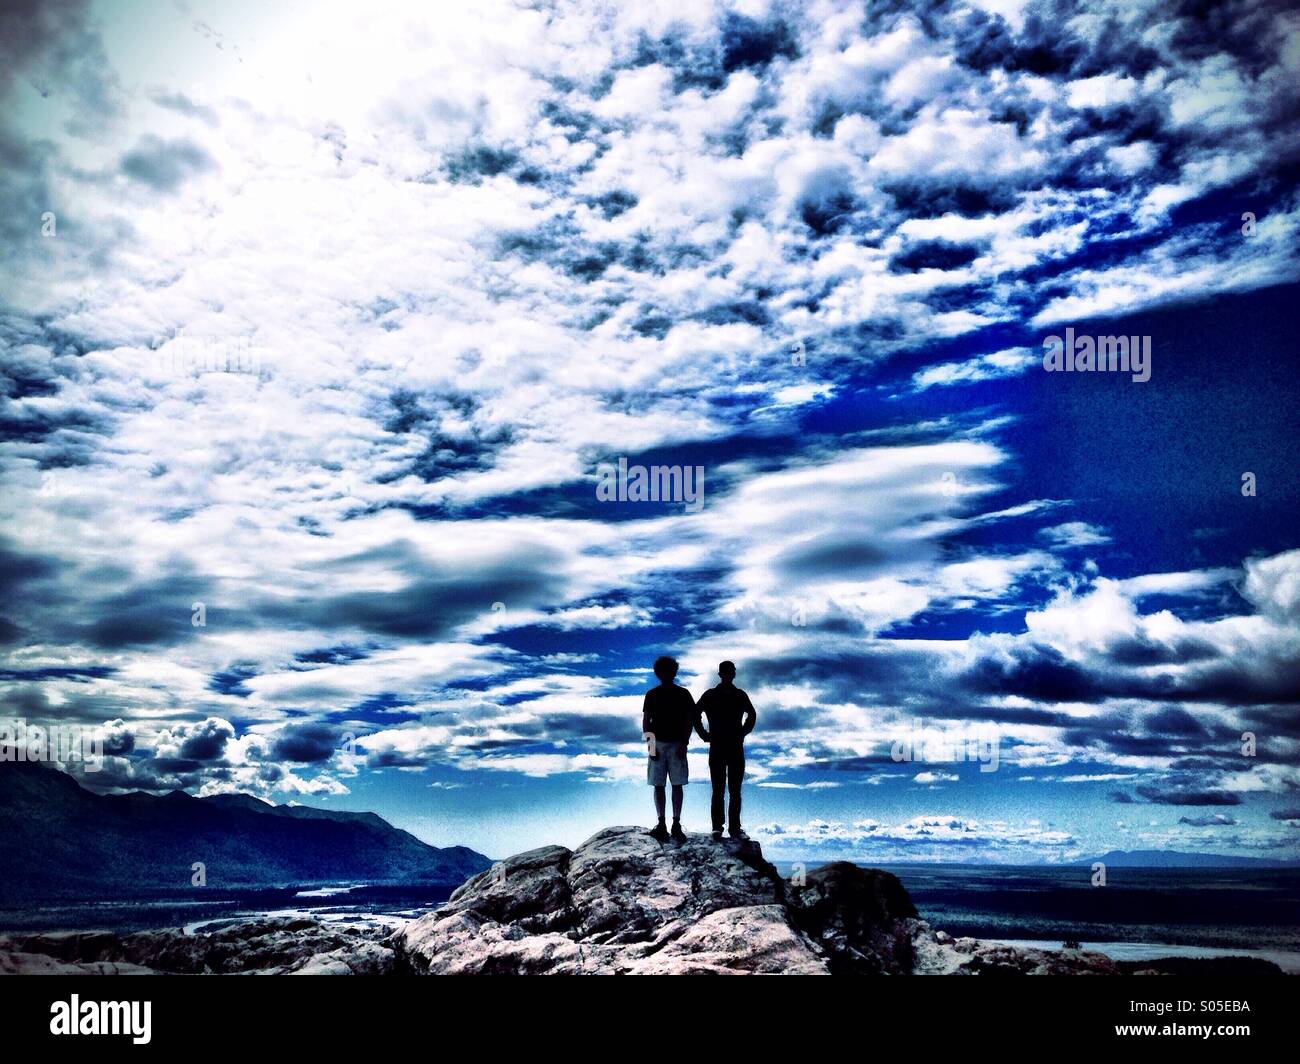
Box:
[0,918,397,975]
[391,826,1120,975]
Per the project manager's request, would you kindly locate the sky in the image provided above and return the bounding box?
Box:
[1,0,1299,864]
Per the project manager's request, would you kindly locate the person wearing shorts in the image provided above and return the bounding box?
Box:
[641,655,702,843]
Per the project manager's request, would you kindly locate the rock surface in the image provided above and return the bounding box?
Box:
[389,825,1125,975]
[1,826,1284,975]
[0,918,397,975]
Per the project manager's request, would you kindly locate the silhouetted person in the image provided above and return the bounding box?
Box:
[696,660,755,839]
[641,655,699,843]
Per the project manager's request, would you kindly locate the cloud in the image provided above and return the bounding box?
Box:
[0,0,1296,868]
[119,134,217,192]
[1038,522,1112,549]
[270,722,342,764]
[911,347,1037,390]
[914,770,959,784]
[755,814,1077,862]
[167,717,236,762]
[1136,782,1243,807]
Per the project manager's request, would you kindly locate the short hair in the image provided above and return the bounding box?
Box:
[719,660,736,675]
[653,655,679,680]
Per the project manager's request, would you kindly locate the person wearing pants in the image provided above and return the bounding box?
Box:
[695,660,756,839]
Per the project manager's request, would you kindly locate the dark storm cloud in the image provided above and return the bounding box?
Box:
[959,643,1098,703]
[101,719,134,756]
[378,389,515,483]
[76,574,213,650]
[537,712,636,742]
[0,131,59,255]
[0,682,149,727]
[938,703,1083,729]
[292,644,372,667]
[176,718,234,761]
[1135,781,1243,806]
[1105,634,1222,667]
[4,526,572,667]
[65,756,191,794]
[773,537,897,580]
[0,0,123,133]
[884,180,1019,218]
[0,538,64,596]
[0,0,126,282]
[0,342,60,400]
[627,10,797,94]
[730,634,1293,769]
[1240,705,1300,741]
[149,756,204,774]
[959,639,1300,707]
[1088,734,1189,758]
[0,397,116,459]
[1061,707,1233,761]
[208,665,257,697]
[754,705,821,734]
[743,643,943,703]
[0,665,115,681]
[256,538,571,639]
[119,135,216,192]
[891,242,982,272]
[291,573,531,639]
[443,143,521,185]
[270,722,340,763]
[1144,706,1209,737]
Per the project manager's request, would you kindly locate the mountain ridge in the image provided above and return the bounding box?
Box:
[1082,849,1299,869]
[0,760,491,901]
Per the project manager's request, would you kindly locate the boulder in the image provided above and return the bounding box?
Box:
[393,826,1158,976]
[790,861,922,974]
[395,826,815,974]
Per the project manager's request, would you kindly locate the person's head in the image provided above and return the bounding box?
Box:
[653,655,679,683]
[719,660,736,683]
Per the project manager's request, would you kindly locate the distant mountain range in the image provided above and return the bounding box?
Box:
[0,761,492,901]
[1084,849,1300,869]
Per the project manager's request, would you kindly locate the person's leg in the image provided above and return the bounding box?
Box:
[727,747,745,831]
[709,750,726,832]
[671,784,684,824]
[653,784,666,825]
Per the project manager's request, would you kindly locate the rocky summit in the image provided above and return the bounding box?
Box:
[390,825,1121,975]
[1,826,1283,975]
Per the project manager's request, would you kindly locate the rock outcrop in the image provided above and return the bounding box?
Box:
[0,918,397,975]
[390,825,1121,975]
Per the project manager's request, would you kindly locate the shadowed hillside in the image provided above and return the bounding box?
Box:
[0,761,491,901]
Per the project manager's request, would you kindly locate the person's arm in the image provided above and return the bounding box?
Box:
[741,690,756,736]
[641,691,653,737]
[693,689,711,742]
